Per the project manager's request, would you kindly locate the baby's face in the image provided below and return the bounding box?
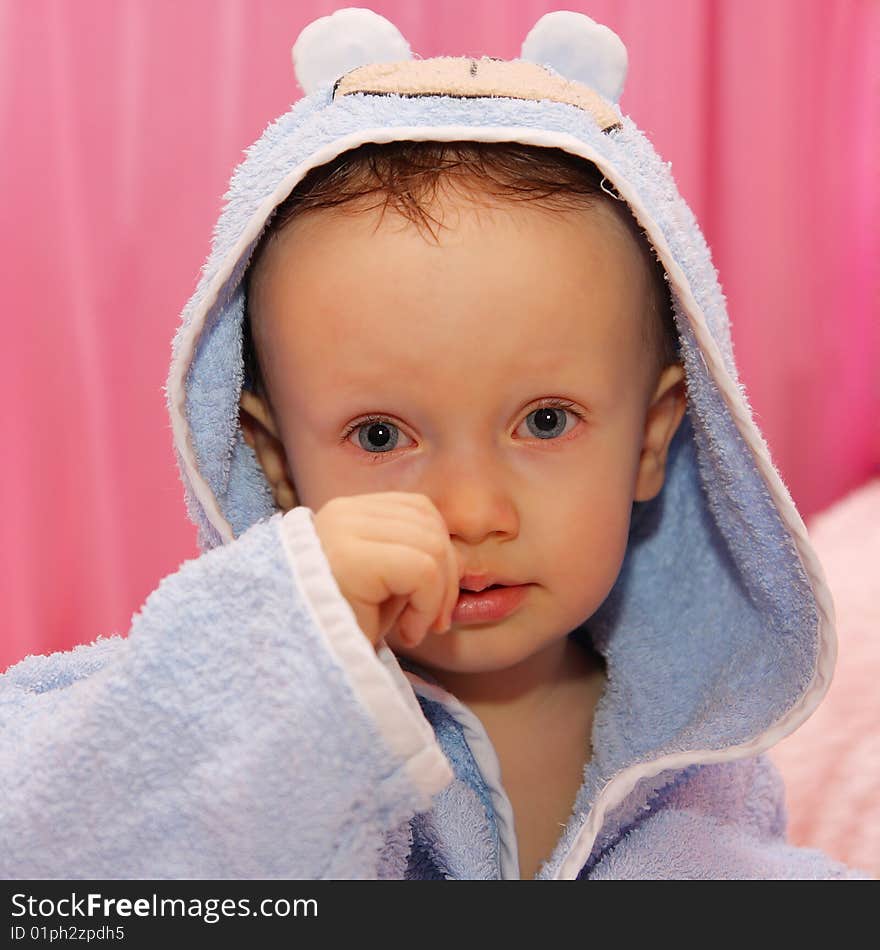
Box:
[244,187,682,675]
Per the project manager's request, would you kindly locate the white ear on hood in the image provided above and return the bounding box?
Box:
[521,11,628,104]
[291,7,413,95]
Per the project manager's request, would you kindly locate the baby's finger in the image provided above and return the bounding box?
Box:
[431,537,459,634]
[449,542,463,626]
[378,546,447,647]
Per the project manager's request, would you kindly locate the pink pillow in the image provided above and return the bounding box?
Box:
[769,478,880,878]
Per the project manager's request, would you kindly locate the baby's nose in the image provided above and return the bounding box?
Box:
[426,465,519,545]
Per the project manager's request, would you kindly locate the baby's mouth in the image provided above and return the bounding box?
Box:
[452,583,530,624]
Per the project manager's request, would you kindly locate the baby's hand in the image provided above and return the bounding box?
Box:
[312,492,462,651]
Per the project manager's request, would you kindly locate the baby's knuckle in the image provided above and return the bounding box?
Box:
[415,551,441,584]
[414,497,448,534]
[320,496,347,521]
[412,493,441,519]
[424,535,447,562]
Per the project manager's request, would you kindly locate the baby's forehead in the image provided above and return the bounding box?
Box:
[249,186,657,375]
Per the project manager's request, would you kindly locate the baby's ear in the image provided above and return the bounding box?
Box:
[239,389,299,511]
[239,388,279,440]
[633,364,687,502]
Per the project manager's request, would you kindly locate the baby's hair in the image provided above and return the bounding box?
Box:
[242,141,680,402]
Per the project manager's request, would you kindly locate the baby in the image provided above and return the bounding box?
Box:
[237,140,687,879]
[2,8,870,880]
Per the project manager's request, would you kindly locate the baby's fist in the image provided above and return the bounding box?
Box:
[312,492,461,651]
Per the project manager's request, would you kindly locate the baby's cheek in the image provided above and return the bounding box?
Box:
[553,496,631,595]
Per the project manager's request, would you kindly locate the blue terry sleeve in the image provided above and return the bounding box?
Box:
[587,754,874,880]
[0,508,452,879]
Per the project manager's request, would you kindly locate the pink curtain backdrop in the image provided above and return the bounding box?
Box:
[1,0,878,674]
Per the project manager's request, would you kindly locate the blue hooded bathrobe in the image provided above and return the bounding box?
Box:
[1,9,871,880]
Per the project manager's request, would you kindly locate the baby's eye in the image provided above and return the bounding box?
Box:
[346,418,413,454]
[515,404,582,441]
[344,402,584,455]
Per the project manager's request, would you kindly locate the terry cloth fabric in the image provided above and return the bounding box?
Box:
[0,8,872,879]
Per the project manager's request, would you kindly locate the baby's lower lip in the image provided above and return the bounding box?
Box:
[452,584,530,624]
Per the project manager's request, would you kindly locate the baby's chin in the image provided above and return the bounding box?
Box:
[391,645,521,678]
[387,623,565,678]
